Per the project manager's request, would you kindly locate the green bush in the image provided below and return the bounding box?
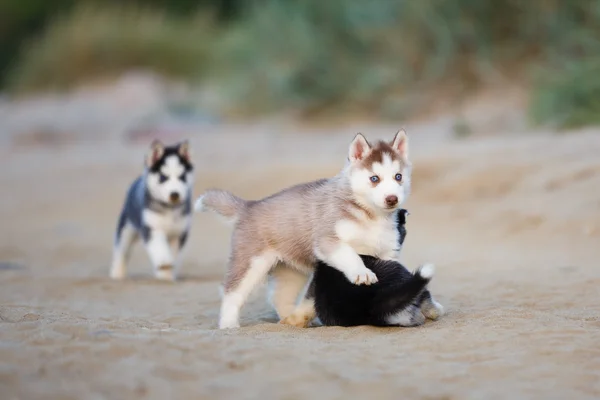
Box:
[530,59,600,130]
[211,0,460,114]
[0,0,233,87]
[528,2,600,129]
[7,0,600,127]
[211,0,600,118]
[7,3,216,93]
[0,0,76,85]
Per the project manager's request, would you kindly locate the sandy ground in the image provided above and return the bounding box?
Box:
[1,120,600,400]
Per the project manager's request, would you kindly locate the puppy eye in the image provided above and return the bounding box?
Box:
[395,173,403,181]
[179,173,186,182]
[158,174,168,183]
[370,175,380,183]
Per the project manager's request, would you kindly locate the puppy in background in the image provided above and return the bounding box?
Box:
[110,140,194,281]
[313,209,445,327]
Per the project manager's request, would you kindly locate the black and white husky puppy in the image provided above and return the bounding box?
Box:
[313,209,445,327]
[110,140,194,281]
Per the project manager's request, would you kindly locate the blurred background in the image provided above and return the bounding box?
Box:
[2,0,600,130]
[2,2,600,399]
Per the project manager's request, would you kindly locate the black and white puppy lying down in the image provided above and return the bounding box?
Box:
[313,209,445,327]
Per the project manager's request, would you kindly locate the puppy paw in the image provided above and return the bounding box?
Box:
[109,263,126,280]
[410,311,426,326]
[219,319,241,329]
[279,313,312,328]
[109,271,126,280]
[346,268,378,285]
[154,264,176,282]
[422,299,445,320]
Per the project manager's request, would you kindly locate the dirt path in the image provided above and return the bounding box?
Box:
[1,123,599,399]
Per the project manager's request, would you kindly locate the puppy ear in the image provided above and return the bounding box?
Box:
[348,133,371,162]
[146,139,165,167]
[391,129,409,159]
[178,140,191,162]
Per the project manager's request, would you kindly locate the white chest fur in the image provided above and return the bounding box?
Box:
[142,208,190,238]
[335,215,399,258]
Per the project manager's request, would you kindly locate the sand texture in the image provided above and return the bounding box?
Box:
[1,122,600,400]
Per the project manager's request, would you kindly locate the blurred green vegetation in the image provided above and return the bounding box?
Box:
[0,0,235,87]
[2,0,600,128]
[7,4,216,92]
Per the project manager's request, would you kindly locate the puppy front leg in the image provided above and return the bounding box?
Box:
[143,229,175,281]
[168,230,189,280]
[316,241,378,285]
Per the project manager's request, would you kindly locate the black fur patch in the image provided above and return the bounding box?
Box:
[313,208,435,327]
[179,231,189,248]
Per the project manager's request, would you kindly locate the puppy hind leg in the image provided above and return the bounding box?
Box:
[220,250,278,329]
[110,218,138,280]
[280,275,316,328]
[267,264,311,321]
[419,290,445,320]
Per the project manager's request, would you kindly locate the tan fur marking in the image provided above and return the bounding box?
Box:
[360,141,403,170]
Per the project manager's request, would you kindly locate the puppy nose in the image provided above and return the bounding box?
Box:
[169,192,180,203]
[385,195,398,207]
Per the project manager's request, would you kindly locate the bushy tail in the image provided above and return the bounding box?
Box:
[194,189,248,222]
[373,263,435,316]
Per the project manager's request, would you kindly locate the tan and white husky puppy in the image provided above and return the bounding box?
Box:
[195,130,412,329]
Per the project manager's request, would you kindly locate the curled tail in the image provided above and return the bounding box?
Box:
[373,263,435,317]
[194,189,248,222]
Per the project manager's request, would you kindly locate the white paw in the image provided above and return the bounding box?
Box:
[346,267,378,285]
[423,300,445,320]
[109,264,126,280]
[219,318,241,329]
[432,300,445,317]
[154,265,176,282]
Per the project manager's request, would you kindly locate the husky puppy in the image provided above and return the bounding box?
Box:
[195,130,411,329]
[313,209,445,327]
[110,140,194,281]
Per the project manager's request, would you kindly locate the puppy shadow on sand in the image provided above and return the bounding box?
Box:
[107,268,221,285]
